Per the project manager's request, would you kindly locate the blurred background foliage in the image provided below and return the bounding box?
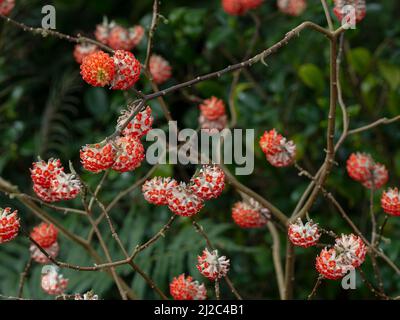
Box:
[0,0,400,299]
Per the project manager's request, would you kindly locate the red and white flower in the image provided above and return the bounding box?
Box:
[142,177,178,205]
[346,153,388,189]
[112,136,145,172]
[361,163,388,190]
[167,183,204,217]
[189,165,225,201]
[316,248,346,280]
[288,218,320,248]
[30,241,59,264]
[334,234,367,270]
[80,142,116,173]
[41,266,68,295]
[49,172,81,201]
[199,97,226,121]
[30,223,58,248]
[260,129,296,167]
[170,274,207,300]
[277,0,307,16]
[333,0,366,23]
[346,152,373,182]
[118,106,153,139]
[149,54,172,85]
[111,50,141,90]
[0,0,14,16]
[30,158,63,188]
[266,140,296,167]
[381,188,400,216]
[232,199,269,228]
[259,129,285,156]
[197,248,230,280]
[0,207,20,244]
[95,19,144,50]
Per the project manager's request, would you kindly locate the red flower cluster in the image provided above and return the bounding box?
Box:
[221,0,264,16]
[346,152,388,189]
[198,97,228,132]
[381,188,400,216]
[231,198,270,228]
[80,50,141,90]
[143,165,225,217]
[333,0,366,23]
[30,223,59,264]
[0,207,20,244]
[277,0,307,16]
[95,19,144,51]
[81,107,152,173]
[0,0,15,16]
[316,234,366,280]
[197,248,230,280]
[259,129,296,167]
[30,158,81,203]
[149,54,172,85]
[170,274,207,300]
[41,267,68,295]
[288,218,320,248]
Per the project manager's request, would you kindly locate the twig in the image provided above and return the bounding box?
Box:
[0,14,113,53]
[144,0,160,69]
[17,258,32,298]
[307,276,323,300]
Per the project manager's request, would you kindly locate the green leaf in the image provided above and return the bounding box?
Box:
[347,47,371,76]
[84,87,109,119]
[378,62,400,91]
[298,64,325,92]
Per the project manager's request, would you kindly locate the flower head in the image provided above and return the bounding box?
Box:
[199,97,226,121]
[316,248,346,280]
[277,0,307,16]
[111,50,141,90]
[334,234,367,269]
[112,136,145,172]
[30,158,63,188]
[142,177,178,206]
[333,0,366,23]
[80,51,115,87]
[117,106,153,139]
[80,142,116,173]
[170,274,207,300]
[149,54,172,85]
[232,198,269,228]
[41,266,68,295]
[288,218,320,248]
[0,0,15,16]
[167,182,204,217]
[189,165,225,201]
[197,248,230,280]
[30,223,58,248]
[381,188,400,216]
[0,207,20,244]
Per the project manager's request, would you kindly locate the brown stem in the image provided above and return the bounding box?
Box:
[17,258,32,298]
[307,276,323,300]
